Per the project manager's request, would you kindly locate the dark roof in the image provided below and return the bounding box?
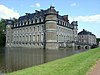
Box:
[6,19,14,25]
[78,29,96,36]
[18,10,47,22]
[17,6,69,22]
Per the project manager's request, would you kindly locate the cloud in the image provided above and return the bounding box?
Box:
[70,3,77,7]
[0,4,20,19]
[35,3,40,7]
[74,14,100,23]
[30,3,40,8]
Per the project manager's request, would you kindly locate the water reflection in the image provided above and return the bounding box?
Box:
[0,47,87,73]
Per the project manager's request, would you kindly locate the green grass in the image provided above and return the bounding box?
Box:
[7,47,100,75]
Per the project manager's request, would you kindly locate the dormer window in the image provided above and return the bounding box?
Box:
[60,21,62,25]
[19,22,21,26]
[65,23,66,26]
[35,19,37,23]
[21,22,23,26]
[17,23,18,27]
[14,23,16,27]
[28,20,29,25]
[39,18,41,22]
[24,21,26,25]
[63,22,64,25]
[31,20,33,24]
[26,21,28,25]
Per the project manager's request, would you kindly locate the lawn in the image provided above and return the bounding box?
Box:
[7,47,100,75]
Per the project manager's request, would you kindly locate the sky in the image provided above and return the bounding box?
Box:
[0,0,100,38]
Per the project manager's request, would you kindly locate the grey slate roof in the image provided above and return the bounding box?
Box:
[78,29,96,36]
[18,6,68,22]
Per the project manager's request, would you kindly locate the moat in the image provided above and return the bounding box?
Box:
[0,47,88,74]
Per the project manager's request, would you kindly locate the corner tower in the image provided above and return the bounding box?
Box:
[45,6,58,49]
[6,20,13,47]
[71,21,78,42]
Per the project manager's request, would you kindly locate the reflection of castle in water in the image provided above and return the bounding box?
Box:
[5,48,86,72]
[6,6,78,49]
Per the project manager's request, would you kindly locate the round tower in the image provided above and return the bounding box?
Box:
[6,20,13,47]
[44,6,58,49]
[72,21,78,43]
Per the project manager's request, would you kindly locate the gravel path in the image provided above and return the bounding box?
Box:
[88,60,100,75]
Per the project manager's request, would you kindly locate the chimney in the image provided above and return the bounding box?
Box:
[35,10,39,13]
[63,15,68,21]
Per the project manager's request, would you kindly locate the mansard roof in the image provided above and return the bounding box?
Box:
[78,29,96,36]
[6,19,14,25]
[18,10,47,22]
[17,6,69,22]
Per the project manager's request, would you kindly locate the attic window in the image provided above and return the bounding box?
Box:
[24,22,26,25]
[35,19,37,23]
[39,18,41,22]
[31,20,33,24]
[60,21,62,25]
[28,21,29,24]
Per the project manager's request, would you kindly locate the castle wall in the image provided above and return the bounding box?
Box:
[6,6,78,49]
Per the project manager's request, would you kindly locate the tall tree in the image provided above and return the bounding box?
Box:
[0,19,6,46]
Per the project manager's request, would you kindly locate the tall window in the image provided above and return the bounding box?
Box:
[41,34,43,42]
[37,35,39,42]
[41,25,44,31]
[33,27,35,31]
[37,26,39,31]
[33,35,35,42]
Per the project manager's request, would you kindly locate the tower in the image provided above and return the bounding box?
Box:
[71,21,78,43]
[44,6,58,49]
[6,20,13,47]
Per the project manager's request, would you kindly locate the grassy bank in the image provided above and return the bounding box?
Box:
[7,47,100,75]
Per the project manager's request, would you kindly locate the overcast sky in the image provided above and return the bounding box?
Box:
[0,0,100,38]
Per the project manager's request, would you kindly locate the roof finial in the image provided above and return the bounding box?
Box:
[50,5,54,9]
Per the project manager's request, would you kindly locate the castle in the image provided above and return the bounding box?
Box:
[78,29,97,46]
[6,6,78,49]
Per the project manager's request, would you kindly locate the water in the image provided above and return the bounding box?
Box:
[0,47,88,73]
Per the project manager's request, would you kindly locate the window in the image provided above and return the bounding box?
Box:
[60,21,62,25]
[17,23,18,27]
[26,28,28,32]
[35,19,37,23]
[37,26,39,31]
[28,21,29,24]
[63,22,64,25]
[41,34,43,42]
[37,35,39,42]
[21,22,23,26]
[65,23,66,26]
[31,20,33,24]
[42,25,44,31]
[39,18,41,22]
[33,35,35,42]
[33,27,35,31]
[30,27,32,32]
[24,21,26,25]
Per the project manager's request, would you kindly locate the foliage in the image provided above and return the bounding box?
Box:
[0,19,6,46]
[97,38,100,41]
[7,48,100,75]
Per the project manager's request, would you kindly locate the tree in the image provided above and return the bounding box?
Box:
[0,19,6,46]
